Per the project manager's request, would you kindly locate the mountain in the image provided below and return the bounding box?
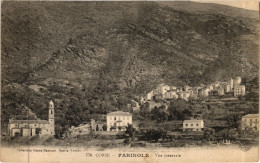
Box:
[2,2,259,87]
[1,1,259,133]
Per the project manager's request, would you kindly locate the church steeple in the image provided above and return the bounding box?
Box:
[48,100,55,135]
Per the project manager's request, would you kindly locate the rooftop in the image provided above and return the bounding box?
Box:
[9,119,50,124]
[107,111,132,116]
[183,120,203,123]
[242,114,259,118]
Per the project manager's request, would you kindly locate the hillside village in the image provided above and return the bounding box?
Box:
[137,77,245,112]
[5,76,258,147]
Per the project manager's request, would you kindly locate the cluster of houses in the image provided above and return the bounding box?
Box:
[4,76,255,138]
[7,100,259,138]
[141,77,246,103]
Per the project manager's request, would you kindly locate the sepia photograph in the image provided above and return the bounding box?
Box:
[0,0,259,162]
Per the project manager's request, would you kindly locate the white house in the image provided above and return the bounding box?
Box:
[234,85,245,97]
[241,114,259,131]
[224,84,231,93]
[228,78,234,90]
[106,111,132,131]
[183,120,204,131]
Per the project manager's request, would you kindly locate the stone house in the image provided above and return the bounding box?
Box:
[8,101,55,137]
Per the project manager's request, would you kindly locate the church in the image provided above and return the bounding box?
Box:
[8,100,55,137]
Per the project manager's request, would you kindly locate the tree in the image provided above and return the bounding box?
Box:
[168,98,190,120]
[102,124,107,131]
[151,106,169,122]
[125,124,135,138]
[240,126,258,138]
[142,129,167,142]
[226,114,241,129]
[203,128,215,141]
[218,128,238,140]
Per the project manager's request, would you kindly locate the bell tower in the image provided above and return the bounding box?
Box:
[48,100,55,135]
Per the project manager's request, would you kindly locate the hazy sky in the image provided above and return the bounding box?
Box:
[194,0,259,11]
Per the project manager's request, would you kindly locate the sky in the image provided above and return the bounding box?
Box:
[193,0,259,11]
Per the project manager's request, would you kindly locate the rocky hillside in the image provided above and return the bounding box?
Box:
[2,2,259,88]
[1,1,259,134]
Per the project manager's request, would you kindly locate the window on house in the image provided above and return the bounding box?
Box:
[114,117,116,120]
[250,119,252,122]
[185,124,188,127]
[196,124,199,126]
[191,124,193,127]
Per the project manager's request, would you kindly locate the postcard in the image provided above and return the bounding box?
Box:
[1,1,259,162]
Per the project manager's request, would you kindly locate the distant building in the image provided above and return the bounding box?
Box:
[69,119,105,137]
[164,90,178,100]
[189,89,198,99]
[234,85,245,97]
[241,114,259,131]
[170,86,177,90]
[183,92,190,100]
[8,101,55,137]
[228,78,234,90]
[224,84,231,93]
[179,91,184,99]
[183,85,191,92]
[154,83,170,95]
[201,88,210,97]
[106,111,132,131]
[145,101,166,111]
[183,120,204,131]
[69,123,91,136]
[140,96,145,105]
[217,87,225,95]
[207,85,214,91]
[131,100,140,112]
[145,91,153,101]
[234,77,242,86]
